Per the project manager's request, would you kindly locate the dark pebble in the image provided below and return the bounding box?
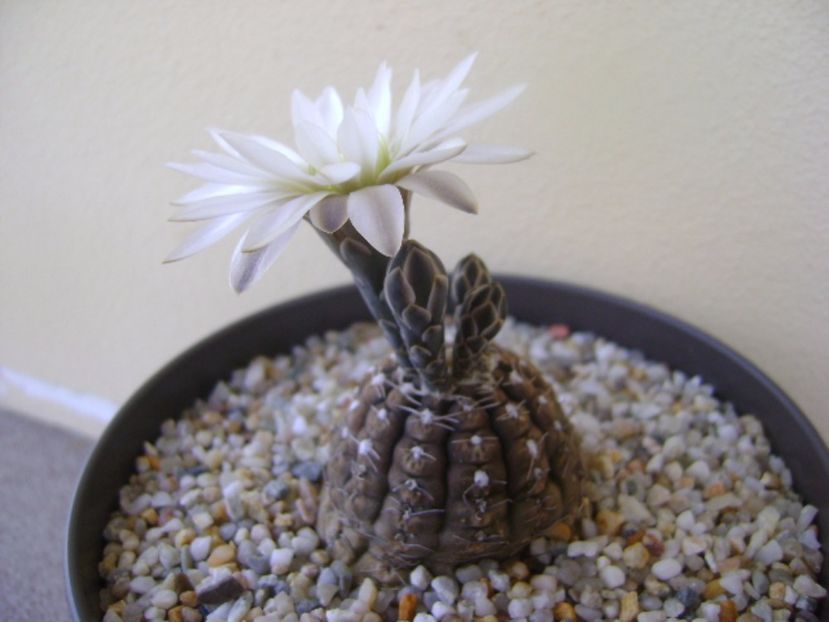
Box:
[524,556,547,574]
[181,465,208,477]
[547,542,568,557]
[258,575,290,595]
[291,460,323,482]
[675,587,700,614]
[111,577,131,599]
[296,598,320,614]
[197,575,244,605]
[174,572,194,593]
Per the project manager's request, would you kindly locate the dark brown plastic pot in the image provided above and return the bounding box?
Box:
[66,278,829,621]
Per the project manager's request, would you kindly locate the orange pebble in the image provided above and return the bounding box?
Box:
[553,602,577,621]
[545,521,572,541]
[719,600,737,622]
[624,529,645,547]
[704,481,727,499]
[704,579,725,600]
[596,509,625,536]
[398,592,418,621]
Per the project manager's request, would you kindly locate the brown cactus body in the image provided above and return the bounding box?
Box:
[318,345,584,574]
[318,239,585,577]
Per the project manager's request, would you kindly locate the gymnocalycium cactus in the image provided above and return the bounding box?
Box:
[167,55,585,579]
[317,240,584,578]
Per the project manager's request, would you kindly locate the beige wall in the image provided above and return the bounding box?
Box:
[1,1,828,441]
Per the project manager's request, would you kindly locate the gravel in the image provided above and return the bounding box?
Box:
[99,319,824,621]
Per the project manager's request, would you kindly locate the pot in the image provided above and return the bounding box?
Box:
[66,277,829,620]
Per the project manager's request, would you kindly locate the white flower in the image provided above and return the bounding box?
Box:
[166,53,531,292]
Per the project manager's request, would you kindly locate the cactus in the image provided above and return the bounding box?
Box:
[165,55,585,580]
[318,241,585,578]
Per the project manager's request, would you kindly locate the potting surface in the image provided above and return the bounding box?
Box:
[0,409,93,621]
[96,320,825,621]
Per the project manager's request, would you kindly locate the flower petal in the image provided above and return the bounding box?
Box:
[164,213,249,263]
[379,138,466,181]
[229,222,299,292]
[207,127,242,157]
[173,183,269,206]
[242,191,329,252]
[392,69,420,148]
[294,121,340,169]
[438,83,526,138]
[251,135,305,166]
[309,195,349,233]
[213,130,315,182]
[347,185,404,256]
[316,87,344,138]
[292,89,322,129]
[338,108,380,175]
[396,170,478,214]
[420,52,476,115]
[319,161,361,184]
[367,61,392,136]
[450,144,533,164]
[211,128,304,164]
[401,88,468,154]
[170,192,285,222]
[192,149,269,177]
[167,161,260,185]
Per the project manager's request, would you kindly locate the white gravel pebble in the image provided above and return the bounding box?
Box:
[454,564,483,583]
[150,589,177,609]
[794,574,828,598]
[189,535,212,562]
[269,548,294,574]
[651,558,682,581]
[290,527,319,556]
[599,564,625,588]
[529,574,557,593]
[430,601,455,620]
[431,576,459,604]
[508,597,534,618]
[128,576,156,595]
[721,571,749,595]
[488,570,510,592]
[410,565,432,590]
[357,578,378,606]
[755,539,783,564]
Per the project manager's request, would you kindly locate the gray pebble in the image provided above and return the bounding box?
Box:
[291,461,323,482]
[263,480,290,501]
[238,540,270,575]
[295,598,319,614]
[676,586,700,613]
[197,575,245,605]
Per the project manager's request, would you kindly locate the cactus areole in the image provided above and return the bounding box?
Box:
[167,56,585,579]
